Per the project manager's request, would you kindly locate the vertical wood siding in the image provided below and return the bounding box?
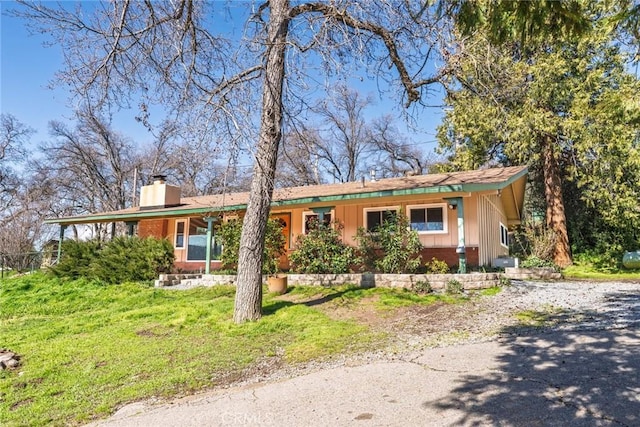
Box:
[477,194,508,266]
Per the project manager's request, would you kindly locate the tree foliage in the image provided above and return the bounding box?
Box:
[438,14,640,264]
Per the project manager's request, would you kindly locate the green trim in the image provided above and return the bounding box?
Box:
[44,168,528,226]
[43,203,248,225]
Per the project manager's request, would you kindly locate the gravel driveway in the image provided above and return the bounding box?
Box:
[92,279,640,427]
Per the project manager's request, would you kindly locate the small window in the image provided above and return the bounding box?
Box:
[407,204,447,234]
[303,211,332,234]
[175,221,185,248]
[364,207,399,232]
[500,223,509,248]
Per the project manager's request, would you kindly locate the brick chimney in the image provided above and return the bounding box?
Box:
[139,175,181,210]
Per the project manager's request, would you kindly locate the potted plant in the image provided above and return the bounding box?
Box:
[263,218,287,294]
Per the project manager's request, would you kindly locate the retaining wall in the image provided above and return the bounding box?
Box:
[156,272,502,290]
[504,267,561,280]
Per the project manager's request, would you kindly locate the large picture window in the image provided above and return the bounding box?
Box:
[186,218,222,261]
[407,204,447,234]
[364,207,399,232]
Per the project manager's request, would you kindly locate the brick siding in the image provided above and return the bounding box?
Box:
[138,219,169,239]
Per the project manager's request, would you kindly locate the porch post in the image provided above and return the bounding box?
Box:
[204,217,215,275]
[57,224,67,263]
[446,197,466,274]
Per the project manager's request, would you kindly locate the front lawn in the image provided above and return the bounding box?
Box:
[0,273,462,426]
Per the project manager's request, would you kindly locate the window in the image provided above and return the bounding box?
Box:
[407,204,447,234]
[500,223,509,248]
[175,221,185,248]
[364,207,399,232]
[186,218,222,261]
[303,211,332,234]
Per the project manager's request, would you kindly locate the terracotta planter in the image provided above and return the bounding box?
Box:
[267,275,288,294]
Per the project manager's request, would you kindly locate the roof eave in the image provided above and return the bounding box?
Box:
[45,167,529,225]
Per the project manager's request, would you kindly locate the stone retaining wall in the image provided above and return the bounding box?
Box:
[157,272,502,290]
[504,267,562,280]
[372,273,501,290]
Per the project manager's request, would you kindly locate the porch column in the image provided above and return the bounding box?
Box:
[57,224,67,263]
[446,197,466,274]
[204,217,217,275]
[125,221,138,237]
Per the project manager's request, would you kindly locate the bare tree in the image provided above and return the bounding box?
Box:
[38,108,135,240]
[15,1,453,322]
[275,128,323,187]
[370,115,438,177]
[0,114,32,212]
[312,85,375,183]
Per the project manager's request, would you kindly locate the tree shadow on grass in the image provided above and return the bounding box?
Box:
[262,287,363,316]
[423,291,640,426]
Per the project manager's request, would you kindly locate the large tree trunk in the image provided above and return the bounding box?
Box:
[234,0,290,323]
[542,135,572,267]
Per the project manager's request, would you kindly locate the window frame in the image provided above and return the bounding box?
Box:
[406,203,448,235]
[500,222,509,248]
[302,210,334,234]
[174,220,186,249]
[363,206,400,232]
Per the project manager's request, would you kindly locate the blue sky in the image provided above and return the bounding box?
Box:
[1,1,160,148]
[1,1,445,154]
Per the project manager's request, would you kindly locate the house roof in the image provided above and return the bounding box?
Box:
[45,165,528,225]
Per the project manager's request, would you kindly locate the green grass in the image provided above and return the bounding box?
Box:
[515,306,564,327]
[562,264,640,280]
[0,274,471,426]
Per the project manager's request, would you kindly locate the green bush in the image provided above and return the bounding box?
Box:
[445,279,464,295]
[425,257,450,274]
[50,237,174,284]
[289,220,357,274]
[91,236,174,284]
[412,279,433,294]
[355,212,422,273]
[50,239,101,279]
[521,256,557,269]
[217,217,286,274]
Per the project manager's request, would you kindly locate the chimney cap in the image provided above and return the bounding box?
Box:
[152,174,167,182]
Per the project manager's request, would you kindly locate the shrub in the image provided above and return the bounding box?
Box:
[289,220,357,274]
[217,217,286,274]
[425,257,450,274]
[511,223,557,263]
[50,239,101,279]
[92,236,174,284]
[412,279,433,294]
[520,256,557,269]
[445,279,464,295]
[355,211,422,274]
[50,237,174,284]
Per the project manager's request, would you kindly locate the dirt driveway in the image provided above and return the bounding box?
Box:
[90,280,640,426]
